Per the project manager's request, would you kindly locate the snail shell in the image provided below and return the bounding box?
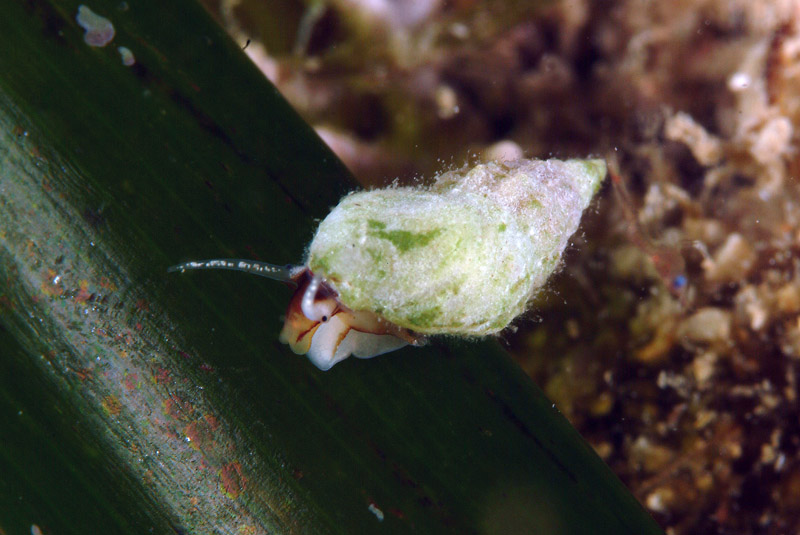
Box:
[171,158,606,370]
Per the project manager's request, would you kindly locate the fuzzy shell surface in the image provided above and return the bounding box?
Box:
[307,158,606,335]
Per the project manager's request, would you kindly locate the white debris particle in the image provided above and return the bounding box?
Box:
[76,5,115,47]
[703,233,756,283]
[435,85,460,119]
[728,72,751,91]
[678,307,731,345]
[31,525,43,535]
[664,111,722,166]
[484,140,524,163]
[368,502,384,521]
[117,46,135,66]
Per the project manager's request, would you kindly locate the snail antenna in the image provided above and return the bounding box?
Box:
[168,258,297,284]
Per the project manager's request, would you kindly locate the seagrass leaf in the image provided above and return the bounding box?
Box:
[0,1,663,533]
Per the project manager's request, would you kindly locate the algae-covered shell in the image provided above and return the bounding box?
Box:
[307,158,606,336]
[170,158,606,370]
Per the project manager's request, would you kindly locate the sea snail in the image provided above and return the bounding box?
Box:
[170,158,606,370]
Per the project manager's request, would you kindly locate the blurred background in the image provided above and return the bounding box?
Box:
[200,1,800,533]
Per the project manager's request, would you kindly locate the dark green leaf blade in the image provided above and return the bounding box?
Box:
[0,1,663,534]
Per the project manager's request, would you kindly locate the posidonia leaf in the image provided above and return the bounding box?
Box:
[0,1,663,533]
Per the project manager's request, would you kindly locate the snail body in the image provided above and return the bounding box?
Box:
[171,158,606,370]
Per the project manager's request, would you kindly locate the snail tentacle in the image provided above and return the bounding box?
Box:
[168,258,298,284]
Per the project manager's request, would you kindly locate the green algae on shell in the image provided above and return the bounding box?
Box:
[307,158,606,336]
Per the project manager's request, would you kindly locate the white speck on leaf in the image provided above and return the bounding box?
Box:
[368,502,384,521]
[76,5,115,47]
[118,46,135,66]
